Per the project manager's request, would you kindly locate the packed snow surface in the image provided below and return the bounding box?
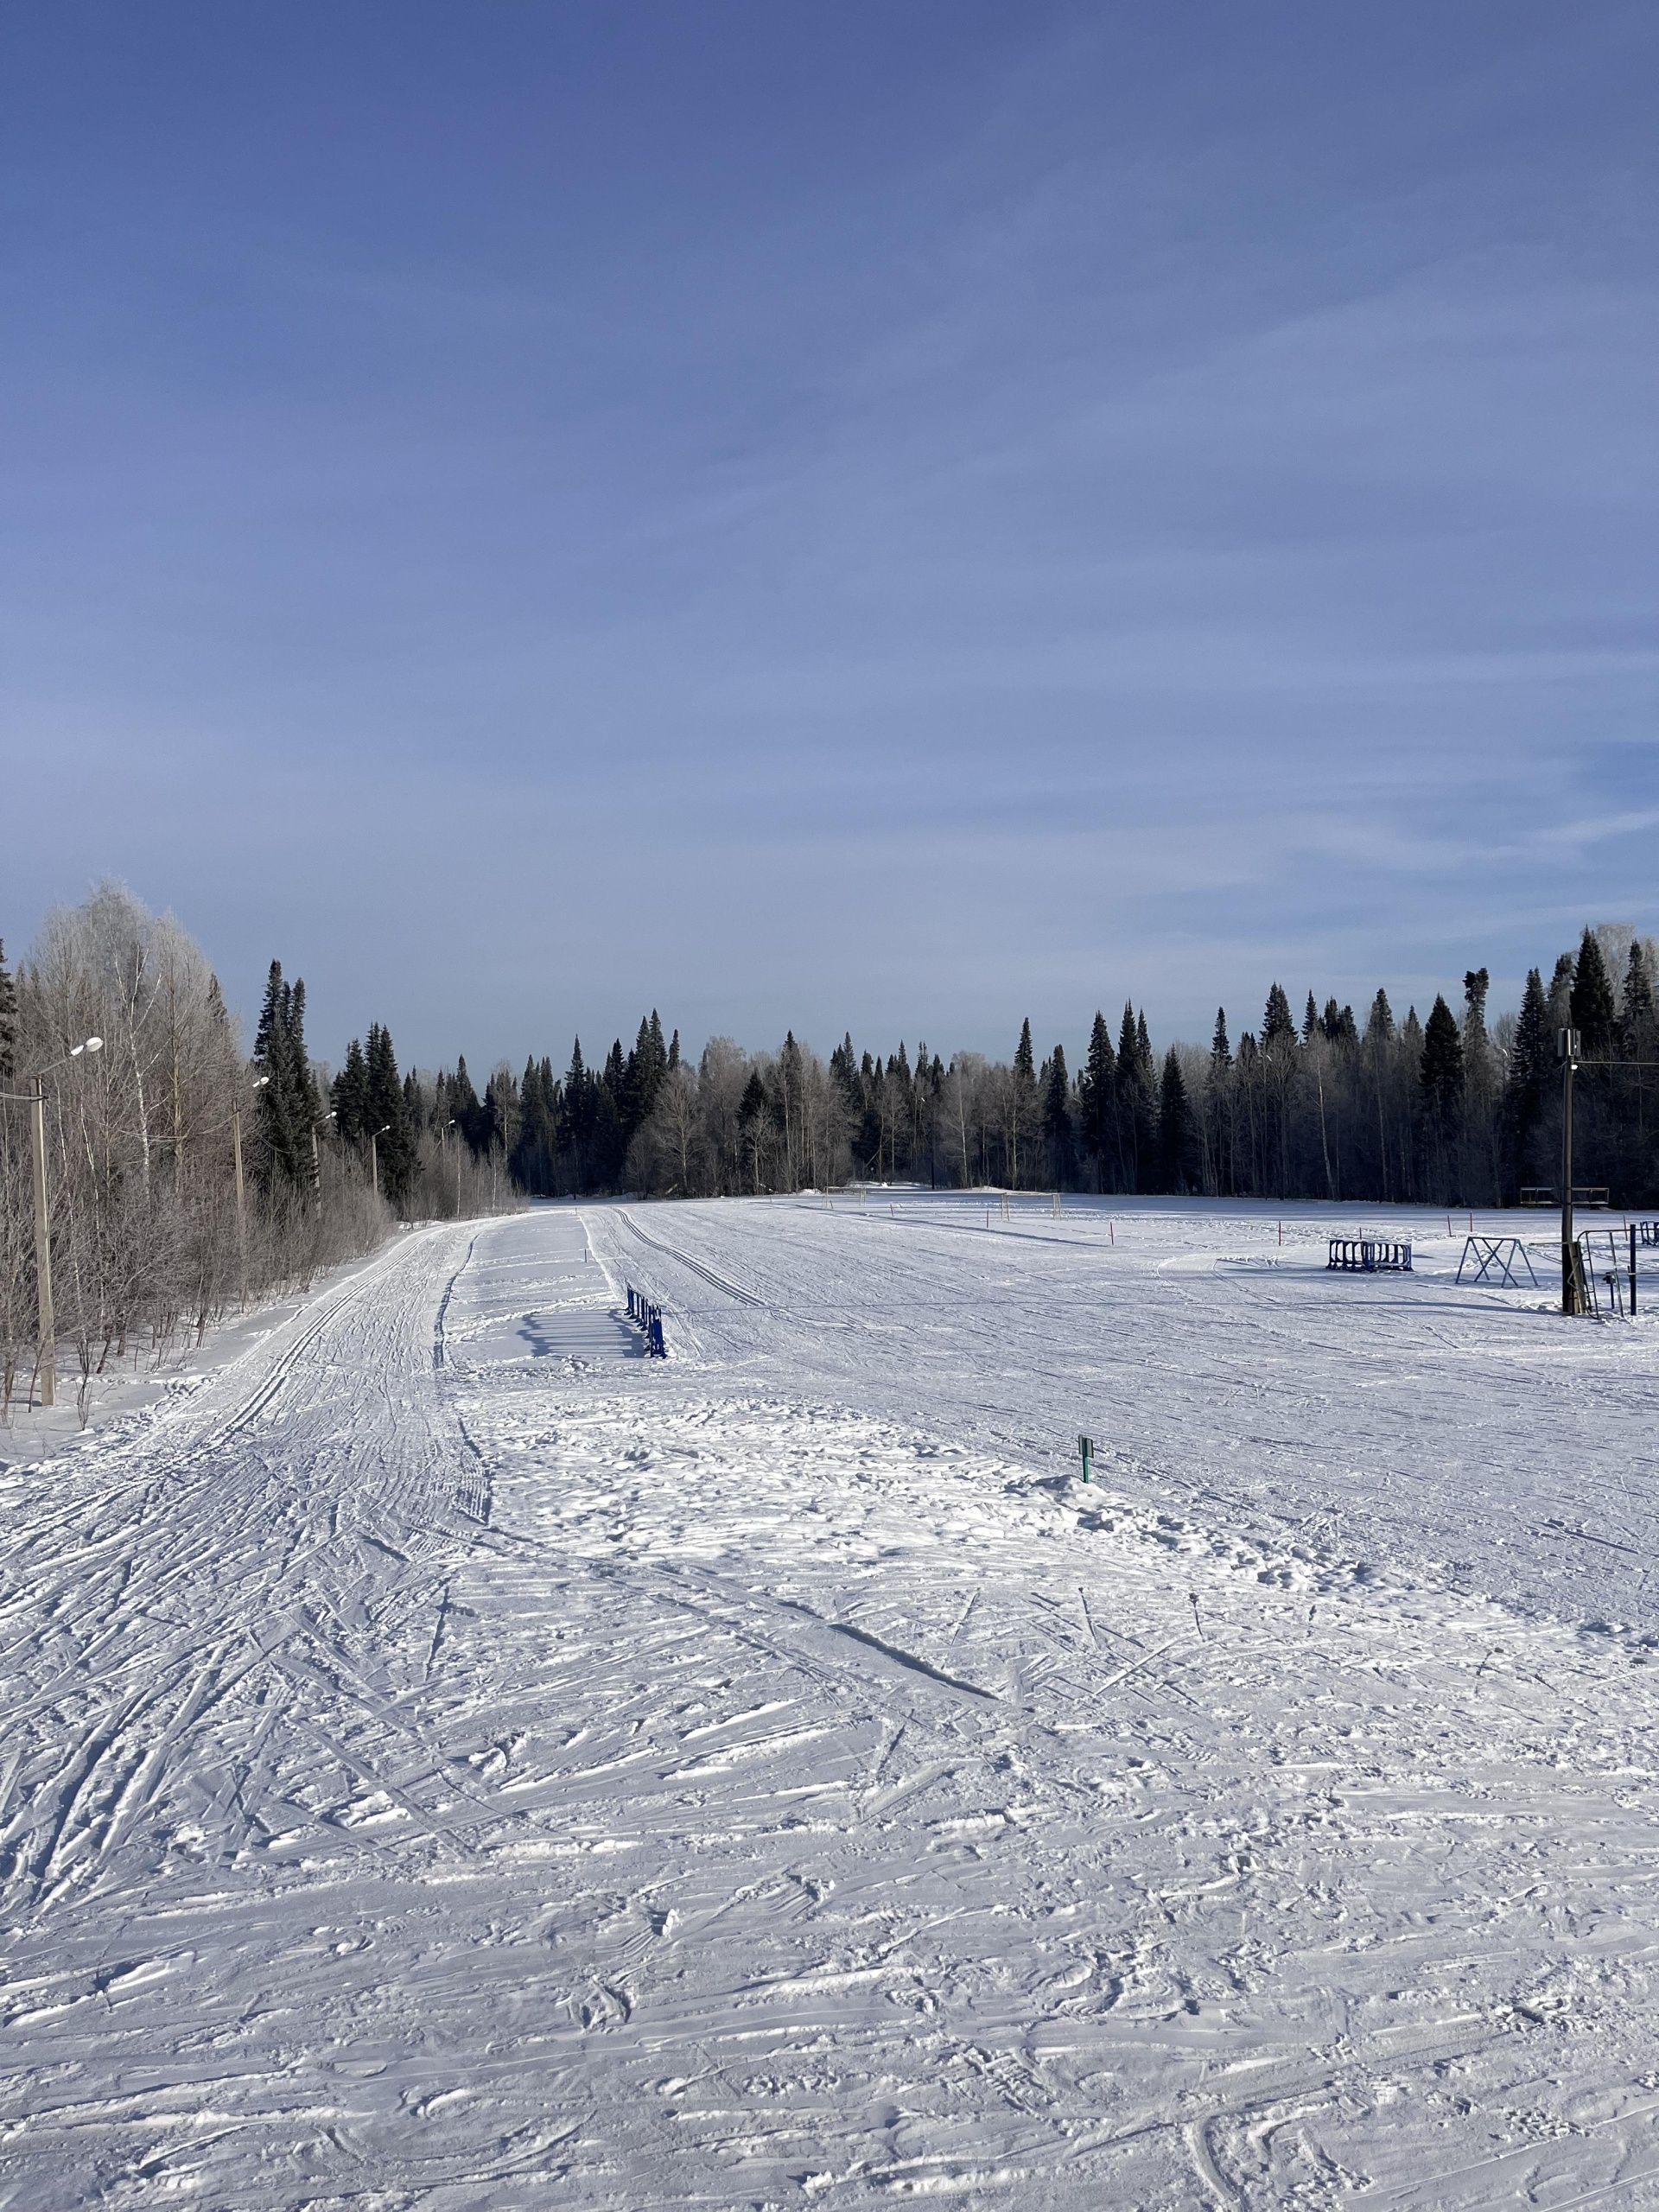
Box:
[2,1192,1657,2208]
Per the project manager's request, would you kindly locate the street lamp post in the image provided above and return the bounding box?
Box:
[232,1074,270,1305]
[312,1109,336,1215]
[1560,1027,1586,1316]
[0,1037,104,1409]
[370,1123,391,1203]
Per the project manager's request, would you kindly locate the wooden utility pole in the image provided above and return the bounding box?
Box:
[3,1039,101,1408]
[29,1081,55,1408]
[1560,1027,1586,1315]
[232,1097,248,1305]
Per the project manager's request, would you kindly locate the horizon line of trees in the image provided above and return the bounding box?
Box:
[10,887,1656,1423]
[429,921,1658,1209]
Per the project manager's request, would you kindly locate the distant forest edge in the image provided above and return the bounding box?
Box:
[5,887,1657,1414]
[420,923,1658,1209]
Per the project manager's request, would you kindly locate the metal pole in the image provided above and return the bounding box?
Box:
[232,1100,247,1305]
[371,1130,379,1200]
[29,1082,55,1408]
[1631,1223,1638,1316]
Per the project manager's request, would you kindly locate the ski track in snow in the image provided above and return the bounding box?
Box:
[0,1194,1656,2207]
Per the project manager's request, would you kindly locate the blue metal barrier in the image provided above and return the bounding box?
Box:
[625,1282,667,1356]
[1328,1238,1413,1274]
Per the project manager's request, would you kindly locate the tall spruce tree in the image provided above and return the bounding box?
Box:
[1014,1020,1035,1083]
[332,1037,370,1142]
[1157,1047,1192,1192]
[1570,928,1617,1057]
[1078,1011,1116,1181]
[451,1055,487,1153]
[251,960,320,1192]
[1041,1043,1072,1185]
[1009,1019,1038,1186]
[1262,983,1298,1054]
[1503,966,1552,1192]
[364,1022,415,1205]
[1421,995,1464,1121]
[1114,1003,1143,1185]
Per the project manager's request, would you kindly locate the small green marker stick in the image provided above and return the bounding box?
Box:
[1077,1432,1094,1483]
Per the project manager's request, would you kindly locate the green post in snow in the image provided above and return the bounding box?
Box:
[1077,1433,1094,1483]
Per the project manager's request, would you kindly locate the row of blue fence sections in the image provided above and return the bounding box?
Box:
[625,1283,667,1357]
[1327,1237,1413,1274]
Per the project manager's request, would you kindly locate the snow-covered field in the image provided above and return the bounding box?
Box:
[3,1192,1658,2208]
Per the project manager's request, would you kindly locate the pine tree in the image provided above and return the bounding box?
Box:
[1364,989,1394,1044]
[0,939,16,1081]
[1210,1008,1231,1071]
[1421,995,1464,1121]
[1571,928,1617,1056]
[251,959,319,1192]
[1135,1009,1153,1079]
[1041,1043,1072,1185]
[1303,992,1319,1043]
[1512,969,1552,1092]
[830,1033,861,1119]
[451,1055,486,1153]
[1078,1011,1116,1180]
[332,1037,370,1142]
[1157,1048,1192,1192]
[1112,1004,1144,1186]
[1009,1020,1038,1186]
[560,1038,592,1164]
[1502,966,1552,1192]
[1262,983,1297,1055]
[364,1022,415,1205]
[602,1039,628,1150]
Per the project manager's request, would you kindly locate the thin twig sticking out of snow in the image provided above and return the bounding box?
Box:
[1097,1635,1190,1693]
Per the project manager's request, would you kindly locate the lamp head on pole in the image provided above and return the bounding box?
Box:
[72,1037,103,1058]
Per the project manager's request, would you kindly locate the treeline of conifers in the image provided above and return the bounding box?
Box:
[437,922,1659,1210]
[8,887,1656,1418]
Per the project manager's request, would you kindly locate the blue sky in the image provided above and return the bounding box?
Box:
[3,3,1656,1072]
